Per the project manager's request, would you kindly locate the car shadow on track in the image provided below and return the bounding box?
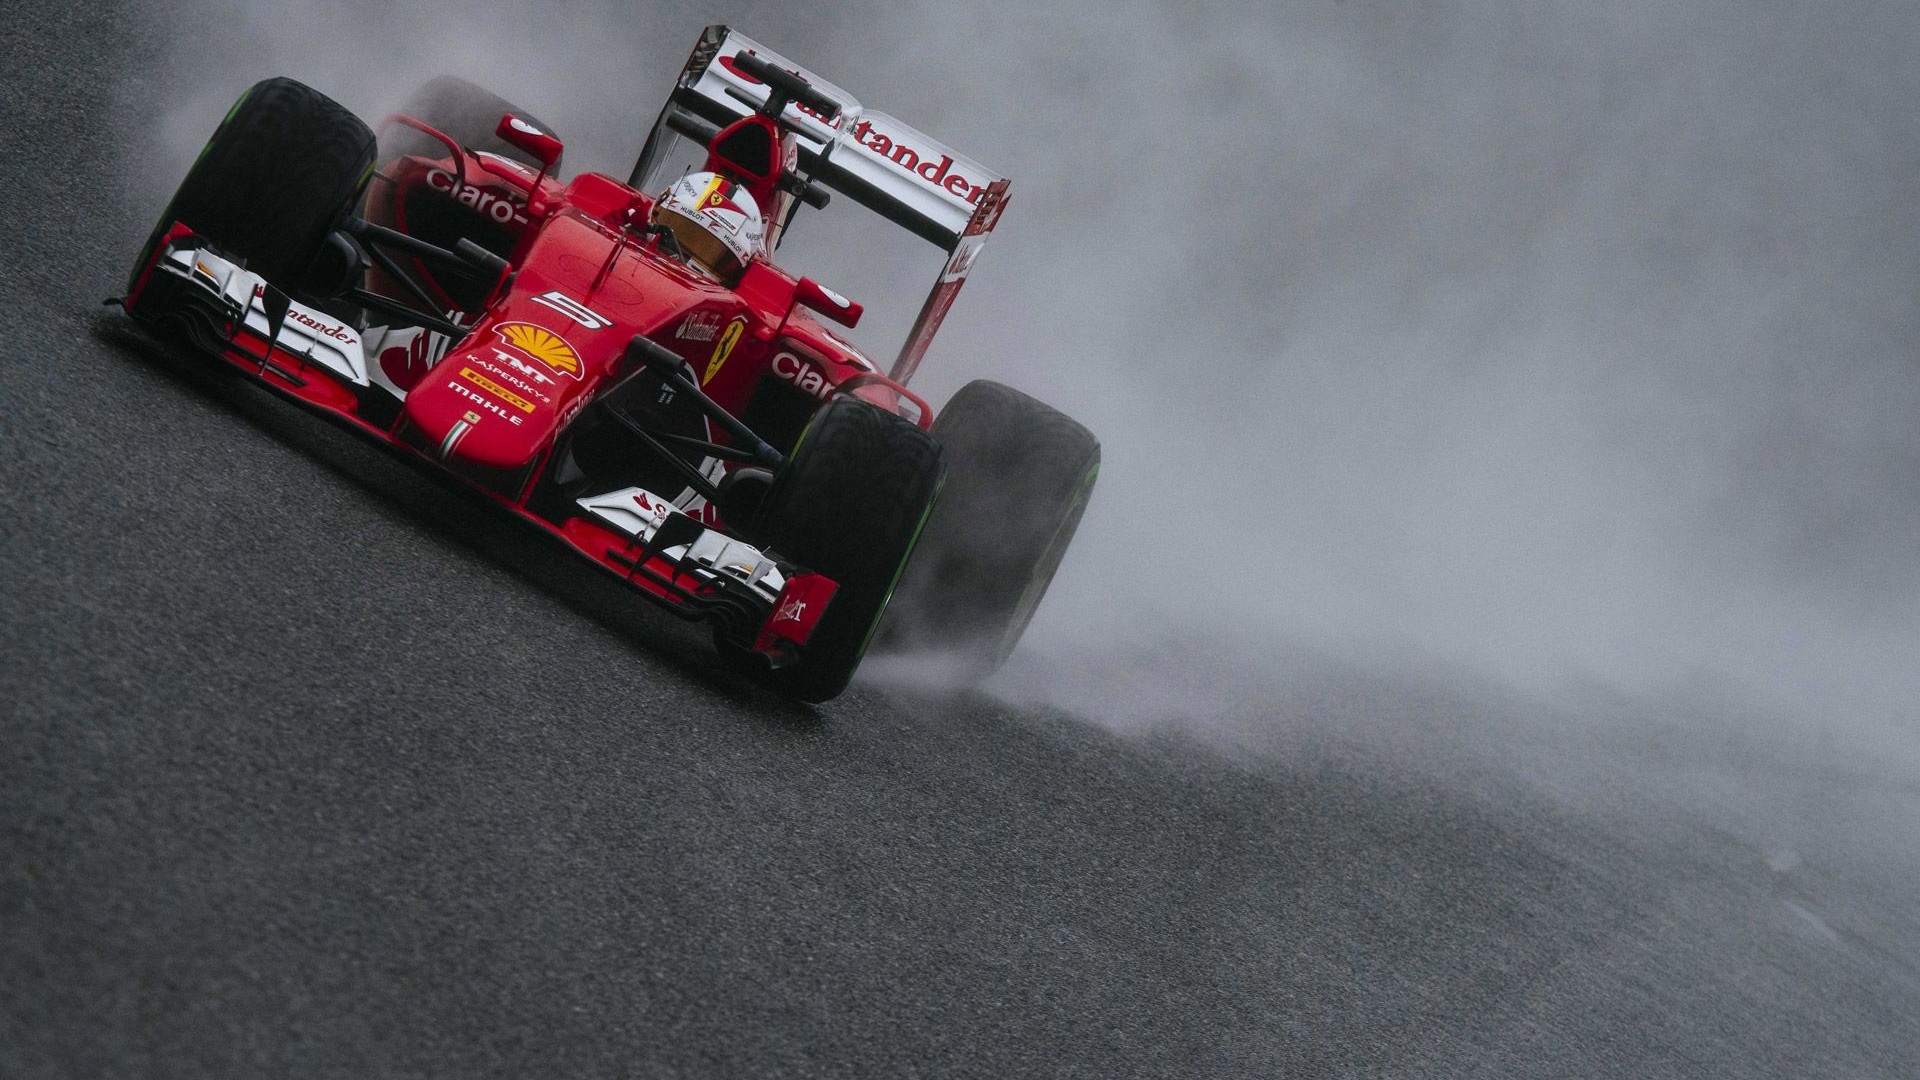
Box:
[90,312,820,728]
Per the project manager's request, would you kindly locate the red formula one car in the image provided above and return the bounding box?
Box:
[120,26,1098,702]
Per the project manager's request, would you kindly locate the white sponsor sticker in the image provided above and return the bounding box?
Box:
[531,291,611,329]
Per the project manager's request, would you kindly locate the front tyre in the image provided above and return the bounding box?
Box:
[130,77,376,296]
[881,380,1100,676]
[756,397,946,703]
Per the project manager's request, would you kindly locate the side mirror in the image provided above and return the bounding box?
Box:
[794,276,862,329]
[495,114,563,171]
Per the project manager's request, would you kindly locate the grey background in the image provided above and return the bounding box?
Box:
[5,0,1919,1076]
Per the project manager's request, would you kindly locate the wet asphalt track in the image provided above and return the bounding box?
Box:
[6,4,1920,1077]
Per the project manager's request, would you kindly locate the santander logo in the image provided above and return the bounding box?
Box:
[711,50,991,207]
[286,308,354,342]
[849,119,988,206]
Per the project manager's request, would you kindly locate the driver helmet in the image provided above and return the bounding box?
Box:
[651,171,766,283]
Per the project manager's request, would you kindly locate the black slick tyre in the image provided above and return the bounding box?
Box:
[397,76,561,170]
[130,77,375,296]
[882,380,1100,676]
[756,397,946,703]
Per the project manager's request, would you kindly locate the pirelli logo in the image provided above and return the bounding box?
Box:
[459,368,536,413]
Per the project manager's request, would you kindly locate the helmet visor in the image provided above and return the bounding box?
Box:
[655,204,748,283]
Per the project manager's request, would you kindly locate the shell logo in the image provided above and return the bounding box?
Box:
[494,322,582,379]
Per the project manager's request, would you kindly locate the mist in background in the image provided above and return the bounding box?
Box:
[129,1,1920,766]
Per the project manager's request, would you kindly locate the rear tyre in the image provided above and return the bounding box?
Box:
[756,397,946,703]
[881,380,1100,676]
[397,76,561,170]
[130,77,376,296]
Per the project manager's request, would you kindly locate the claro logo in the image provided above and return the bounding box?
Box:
[427,169,529,225]
[772,351,835,400]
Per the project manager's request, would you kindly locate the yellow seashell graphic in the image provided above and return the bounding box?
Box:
[494,322,582,379]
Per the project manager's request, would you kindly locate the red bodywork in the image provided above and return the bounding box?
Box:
[127,112,937,661]
[364,143,931,478]
[388,177,924,475]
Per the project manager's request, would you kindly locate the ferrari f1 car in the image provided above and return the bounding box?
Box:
[120,25,1099,702]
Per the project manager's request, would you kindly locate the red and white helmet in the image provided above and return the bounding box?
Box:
[651,171,767,283]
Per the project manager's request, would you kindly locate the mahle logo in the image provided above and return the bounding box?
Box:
[495,322,582,379]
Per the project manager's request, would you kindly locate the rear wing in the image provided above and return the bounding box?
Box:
[629,25,1011,386]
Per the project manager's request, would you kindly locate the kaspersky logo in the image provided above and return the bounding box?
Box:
[494,322,581,379]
